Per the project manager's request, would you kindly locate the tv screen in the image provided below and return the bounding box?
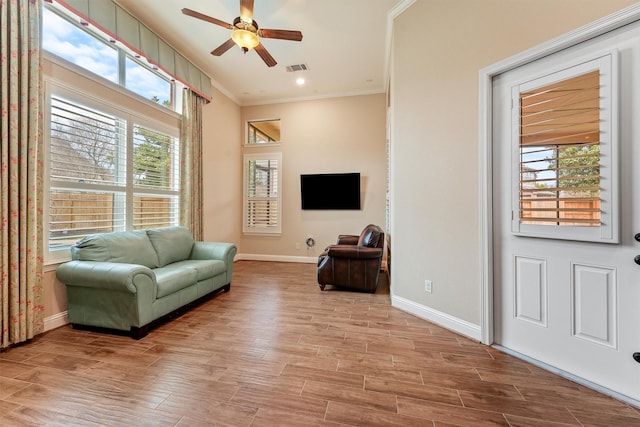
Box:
[300,173,361,210]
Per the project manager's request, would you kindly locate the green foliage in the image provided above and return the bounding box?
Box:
[550,144,600,194]
[133,126,172,189]
[150,95,172,109]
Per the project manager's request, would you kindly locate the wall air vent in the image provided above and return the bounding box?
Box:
[286,63,308,72]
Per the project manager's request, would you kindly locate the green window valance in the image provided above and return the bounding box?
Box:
[55,0,213,100]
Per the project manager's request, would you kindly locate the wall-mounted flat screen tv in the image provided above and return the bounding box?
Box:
[300,173,361,210]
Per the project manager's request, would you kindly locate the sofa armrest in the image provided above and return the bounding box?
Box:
[56,261,156,295]
[326,245,382,259]
[56,260,158,330]
[336,234,359,245]
[190,242,238,284]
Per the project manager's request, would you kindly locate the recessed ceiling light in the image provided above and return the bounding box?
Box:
[296,77,305,86]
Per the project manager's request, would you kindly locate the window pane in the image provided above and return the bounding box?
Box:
[50,96,126,186]
[126,56,172,107]
[49,189,125,249]
[133,194,179,230]
[519,70,601,227]
[42,7,118,84]
[133,125,179,191]
[247,120,280,144]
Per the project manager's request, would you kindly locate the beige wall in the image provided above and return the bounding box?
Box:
[240,95,388,258]
[202,88,243,245]
[390,0,637,325]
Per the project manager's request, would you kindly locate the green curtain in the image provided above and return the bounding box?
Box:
[180,90,205,241]
[0,0,44,349]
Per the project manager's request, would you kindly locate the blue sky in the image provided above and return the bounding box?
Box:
[43,7,171,105]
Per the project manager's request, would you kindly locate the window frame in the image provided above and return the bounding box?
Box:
[510,51,619,243]
[245,118,281,146]
[242,152,283,235]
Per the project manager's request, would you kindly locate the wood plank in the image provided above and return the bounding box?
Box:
[0,261,636,426]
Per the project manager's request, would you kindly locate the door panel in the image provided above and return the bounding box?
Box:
[493,22,640,401]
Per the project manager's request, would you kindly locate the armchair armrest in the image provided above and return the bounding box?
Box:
[326,245,382,259]
[56,261,156,294]
[336,234,359,245]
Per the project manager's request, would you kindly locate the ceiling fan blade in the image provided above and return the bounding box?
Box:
[240,0,254,23]
[182,8,232,29]
[211,39,236,56]
[254,43,277,67]
[258,28,303,42]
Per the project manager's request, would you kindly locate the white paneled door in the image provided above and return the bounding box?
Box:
[492,21,640,402]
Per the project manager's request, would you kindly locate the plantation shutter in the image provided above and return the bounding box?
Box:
[511,52,619,243]
[519,70,601,226]
[243,153,282,234]
[49,96,127,246]
[132,125,180,229]
[47,91,182,251]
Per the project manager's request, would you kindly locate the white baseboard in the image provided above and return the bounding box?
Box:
[44,311,69,332]
[391,295,481,341]
[235,253,317,264]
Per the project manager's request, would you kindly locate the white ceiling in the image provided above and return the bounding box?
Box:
[115,0,402,106]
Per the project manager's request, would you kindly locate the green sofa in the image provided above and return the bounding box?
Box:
[56,226,237,338]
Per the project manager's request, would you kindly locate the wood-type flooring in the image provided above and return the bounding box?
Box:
[1,261,639,426]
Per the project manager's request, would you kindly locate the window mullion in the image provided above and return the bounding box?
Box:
[118,44,126,86]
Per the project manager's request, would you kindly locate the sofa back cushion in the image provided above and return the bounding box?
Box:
[146,226,195,267]
[357,224,384,248]
[71,230,159,268]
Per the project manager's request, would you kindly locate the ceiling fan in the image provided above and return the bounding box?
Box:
[181,0,303,67]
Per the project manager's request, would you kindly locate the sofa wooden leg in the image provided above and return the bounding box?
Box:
[319,284,326,291]
[222,284,231,292]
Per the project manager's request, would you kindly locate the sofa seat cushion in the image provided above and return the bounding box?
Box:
[169,259,226,282]
[154,267,198,299]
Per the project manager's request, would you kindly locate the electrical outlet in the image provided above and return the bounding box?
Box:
[295,242,301,250]
[424,280,432,293]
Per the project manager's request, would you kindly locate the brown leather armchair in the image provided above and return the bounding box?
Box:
[317,224,385,293]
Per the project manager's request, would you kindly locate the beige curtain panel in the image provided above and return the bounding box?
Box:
[1,0,45,348]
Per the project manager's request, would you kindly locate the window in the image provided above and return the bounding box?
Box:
[512,53,619,243]
[47,86,180,261]
[42,6,118,83]
[243,153,282,234]
[125,56,173,107]
[246,119,281,145]
[42,5,175,110]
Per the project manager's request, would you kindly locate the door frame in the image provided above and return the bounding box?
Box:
[479,4,640,346]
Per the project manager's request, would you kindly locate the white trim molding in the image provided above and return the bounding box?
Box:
[479,3,640,346]
[44,311,69,332]
[392,295,481,342]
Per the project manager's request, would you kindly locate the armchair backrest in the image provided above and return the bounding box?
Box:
[357,224,384,249]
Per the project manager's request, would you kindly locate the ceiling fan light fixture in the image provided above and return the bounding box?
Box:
[231,17,260,52]
[231,28,260,51]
